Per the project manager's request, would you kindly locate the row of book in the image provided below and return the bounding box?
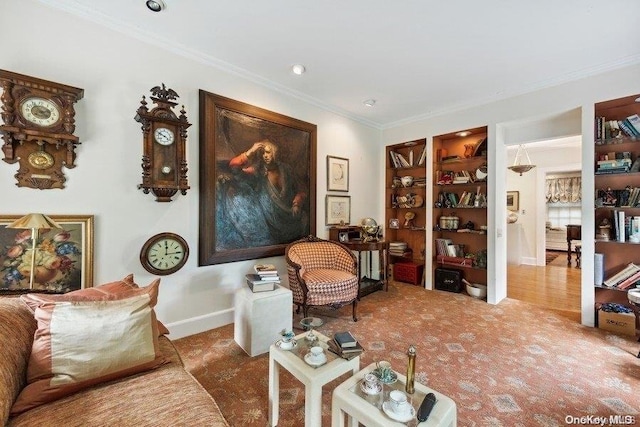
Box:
[597,187,640,208]
[327,331,363,360]
[608,211,640,243]
[389,145,427,168]
[245,264,281,292]
[602,263,640,290]
[437,190,487,208]
[435,169,482,185]
[595,114,640,141]
[434,238,464,257]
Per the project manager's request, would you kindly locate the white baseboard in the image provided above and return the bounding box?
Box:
[166,308,234,340]
[521,257,538,266]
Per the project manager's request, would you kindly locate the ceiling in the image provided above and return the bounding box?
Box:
[39,0,640,129]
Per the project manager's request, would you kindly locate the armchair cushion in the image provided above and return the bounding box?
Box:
[301,269,358,306]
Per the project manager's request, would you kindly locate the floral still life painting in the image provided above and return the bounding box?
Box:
[0,215,93,293]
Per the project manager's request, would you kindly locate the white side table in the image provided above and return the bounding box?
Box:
[332,363,457,427]
[269,331,360,427]
[234,284,292,357]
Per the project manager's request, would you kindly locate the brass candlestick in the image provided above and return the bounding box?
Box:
[406,344,416,394]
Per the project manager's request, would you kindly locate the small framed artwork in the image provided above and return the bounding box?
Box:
[507,191,519,212]
[0,215,94,293]
[389,218,400,229]
[327,155,349,192]
[325,195,351,225]
[338,232,349,243]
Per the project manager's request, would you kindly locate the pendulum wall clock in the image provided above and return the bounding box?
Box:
[135,84,191,202]
[0,70,84,189]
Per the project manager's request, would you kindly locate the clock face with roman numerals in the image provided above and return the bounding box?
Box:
[140,232,189,275]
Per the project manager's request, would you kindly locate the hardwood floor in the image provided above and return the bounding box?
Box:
[507,252,582,322]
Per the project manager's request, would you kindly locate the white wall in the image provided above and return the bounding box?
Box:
[506,143,582,265]
[0,1,381,338]
[382,63,640,326]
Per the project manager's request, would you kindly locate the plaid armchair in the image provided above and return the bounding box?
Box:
[285,235,359,321]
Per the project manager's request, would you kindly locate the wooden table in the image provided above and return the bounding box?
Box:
[566,224,581,266]
[341,240,389,298]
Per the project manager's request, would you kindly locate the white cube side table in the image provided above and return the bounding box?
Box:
[234,284,292,357]
[332,363,457,427]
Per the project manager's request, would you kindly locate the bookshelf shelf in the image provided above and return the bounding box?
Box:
[593,94,640,309]
[432,126,488,291]
[385,138,427,280]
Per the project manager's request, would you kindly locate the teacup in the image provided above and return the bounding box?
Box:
[376,360,394,382]
[309,346,325,362]
[389,390,411,414]
[363,373,380,393]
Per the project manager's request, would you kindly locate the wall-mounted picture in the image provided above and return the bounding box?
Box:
[327,155,349,192]
[326,195,351,225]
[507,191,520,212]
[199,90,317,265]
[0,215,94,293]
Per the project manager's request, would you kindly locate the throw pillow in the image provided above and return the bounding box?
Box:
[10,293,167,415]
[21,274,170,336]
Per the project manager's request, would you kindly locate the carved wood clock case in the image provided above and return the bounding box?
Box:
[0,70,84,189]
[135,84,191,202]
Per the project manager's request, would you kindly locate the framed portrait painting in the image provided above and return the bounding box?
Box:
[327,155,349,192]
[0,215,94,293]
[507,191,520,212]
[199,90,317,265]
[325,195,351,226]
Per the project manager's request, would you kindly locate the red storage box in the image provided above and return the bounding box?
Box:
[393,262,424,285]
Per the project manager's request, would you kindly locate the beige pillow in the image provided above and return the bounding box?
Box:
[21,274,170,336]
[11,293,167,415]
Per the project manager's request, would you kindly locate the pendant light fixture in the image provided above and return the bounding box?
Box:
[508,144,536,176]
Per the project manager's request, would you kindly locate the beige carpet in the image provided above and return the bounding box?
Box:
[173,281,640,426]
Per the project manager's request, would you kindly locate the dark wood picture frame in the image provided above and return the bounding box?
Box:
[199,91,317,265]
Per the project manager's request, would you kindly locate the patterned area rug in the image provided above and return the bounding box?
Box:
[545,251,562,265]
[173,282,640,426]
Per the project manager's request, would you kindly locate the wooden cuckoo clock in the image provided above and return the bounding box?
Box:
[135,84,190,202]
[0,70,84,189]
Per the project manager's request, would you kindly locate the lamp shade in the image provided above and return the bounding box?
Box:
[6,213,62,230]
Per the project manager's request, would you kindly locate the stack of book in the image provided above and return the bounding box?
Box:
[389,241,408,257]
[603,263,640,290]
[327,331,364,360]
[245,264,281,292]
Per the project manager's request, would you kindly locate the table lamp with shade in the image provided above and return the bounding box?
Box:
[6,213,62,289]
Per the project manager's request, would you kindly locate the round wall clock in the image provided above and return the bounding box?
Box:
[140,232,189,275]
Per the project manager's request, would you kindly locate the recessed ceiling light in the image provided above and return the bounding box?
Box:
[456,131,471,137]
[363,99,376,107]
[635,96,640,102]
[291,64,306,75]
[146,0,166,12]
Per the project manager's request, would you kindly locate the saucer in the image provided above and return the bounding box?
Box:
[359,380,382,396]
[275,339,297,351]
[373,369,397,384]
[304,352,327,367]
[382,401,415,423]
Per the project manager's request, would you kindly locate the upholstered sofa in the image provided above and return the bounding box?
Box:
[0,287,229,426]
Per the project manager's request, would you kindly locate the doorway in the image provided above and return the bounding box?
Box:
[505,136,582,321]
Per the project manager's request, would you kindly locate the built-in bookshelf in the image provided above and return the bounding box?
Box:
[432,127,488,290]
[593,94,640,308]
[385,139,427,275]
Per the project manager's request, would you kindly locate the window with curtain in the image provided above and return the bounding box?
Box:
[545,175,581,204]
